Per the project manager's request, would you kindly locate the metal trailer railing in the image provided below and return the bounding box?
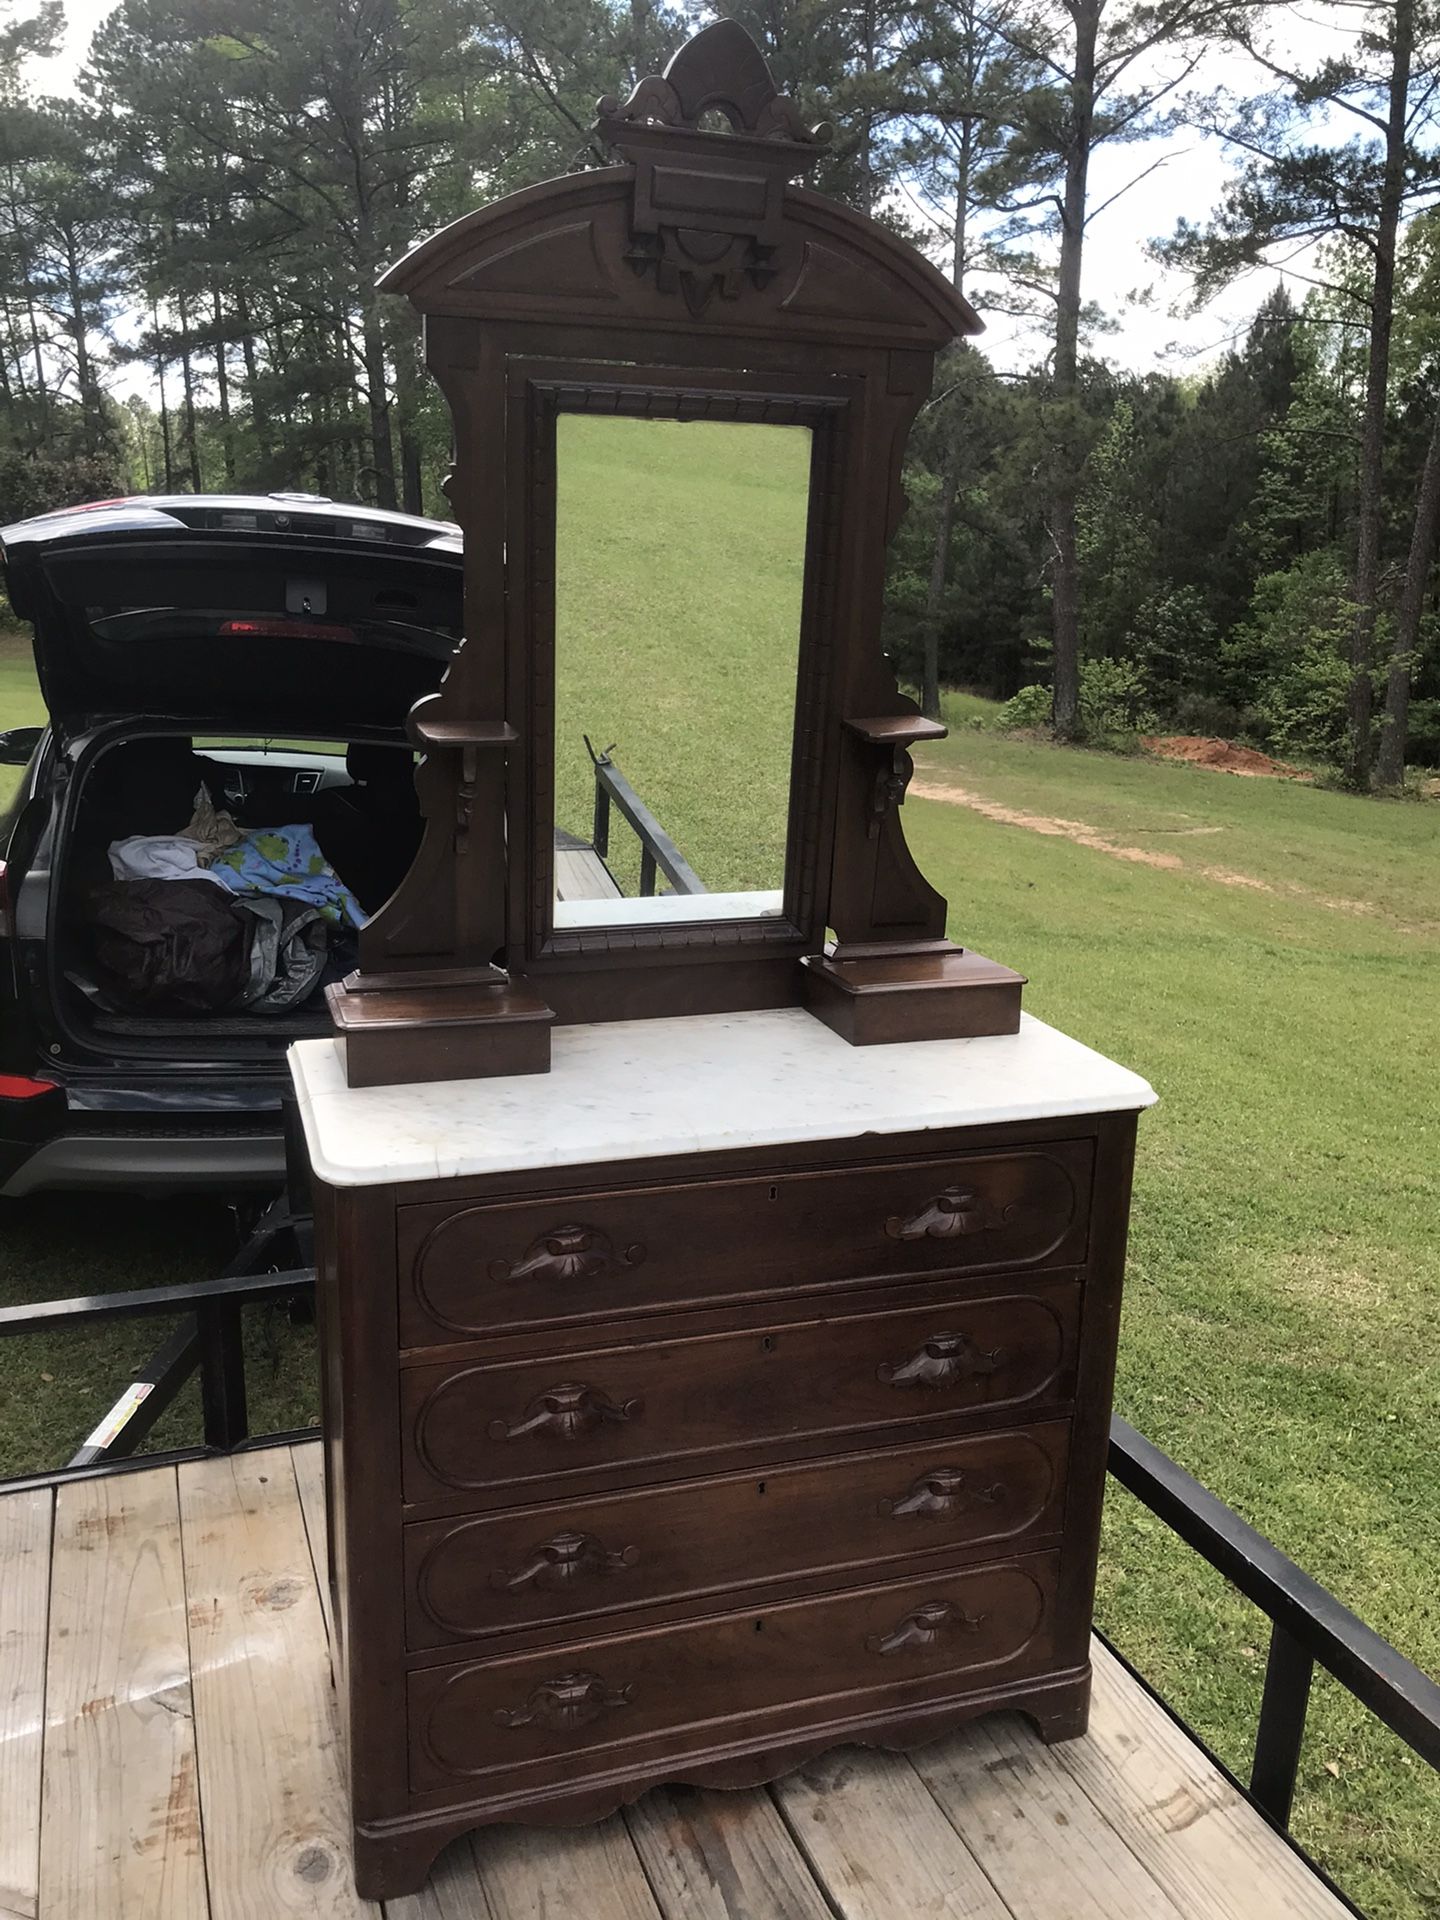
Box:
[585,737,707,898]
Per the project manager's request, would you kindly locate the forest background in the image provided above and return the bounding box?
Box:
[2,0,1440,790]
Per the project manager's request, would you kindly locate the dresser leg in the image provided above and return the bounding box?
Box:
[353,1824,449,1903]
[1025,1669,1092,1746]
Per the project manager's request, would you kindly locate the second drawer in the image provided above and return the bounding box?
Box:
[405,1420,1070,1649]
[402,1280,1079,1502]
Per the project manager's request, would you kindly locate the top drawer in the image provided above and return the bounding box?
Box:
[398,1139,1092,1346]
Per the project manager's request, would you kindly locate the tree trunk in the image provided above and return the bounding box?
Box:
[176,292,203,492]
[360,301,398,510]
[211,286,237,488]
[153,308,175,492]
[1049,0,1097,741]
[1375,397,1440,788]
[921,446,961,721]
[236,292,271,466]
[1346,0,1413,787]
[62,231,97,455]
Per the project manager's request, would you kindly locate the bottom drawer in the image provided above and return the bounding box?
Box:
[408,1550,1059,1792]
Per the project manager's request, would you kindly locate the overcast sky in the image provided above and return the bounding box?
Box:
[22,0,1347,382]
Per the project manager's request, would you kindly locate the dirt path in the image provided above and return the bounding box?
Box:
[909,778,1437,932]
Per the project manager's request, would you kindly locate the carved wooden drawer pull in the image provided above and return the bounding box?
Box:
[885,1185,1004,1241]
[488,1223,646,1285]
[877,1331,1004,1389]
[879,1466,1006,1519]
[866,1598,985,1656]
[493,1669,633,1733]
[489,1529,640,1593]
[486,1381,643,1443]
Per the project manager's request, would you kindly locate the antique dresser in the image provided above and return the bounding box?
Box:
[289,20,1157,1898]
[292,1010,1153,1896]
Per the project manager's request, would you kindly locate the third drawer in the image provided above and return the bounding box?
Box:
[404,1419,1070,1650]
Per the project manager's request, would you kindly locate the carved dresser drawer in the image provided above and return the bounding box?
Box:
[406,1551,1062,1794]
[395,1140,1093,1347]
[404,1420,1070,1650]
[400,1281,1080,1504]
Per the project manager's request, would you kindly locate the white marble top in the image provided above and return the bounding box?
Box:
[289,1008,1156,1189]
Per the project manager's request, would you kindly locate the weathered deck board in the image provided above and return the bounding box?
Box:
[773,1746,1011,1919]
[1054,1641,1352,1920]
[554,845,623,901]
[911,1709,1190,1920]
[178,1450,373,1919]
[1,1450,1364,1920]
[471,1820,661,1920]
[625,1784,834,1920]
[0,1487,50,1920]
[38,1469,205,1920]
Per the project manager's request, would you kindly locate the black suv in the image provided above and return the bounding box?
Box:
[0,493,462,1196]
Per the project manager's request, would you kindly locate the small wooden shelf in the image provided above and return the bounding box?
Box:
[410,717,518,749]
[843,714,948,747]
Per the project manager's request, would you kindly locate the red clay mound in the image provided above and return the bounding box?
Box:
[1142,735,1309,780]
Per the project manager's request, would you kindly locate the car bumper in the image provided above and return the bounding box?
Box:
[1,1129,287,1196]
[0,1077,290,1197]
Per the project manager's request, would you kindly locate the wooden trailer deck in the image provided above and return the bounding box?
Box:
[1,1442,1352,1920]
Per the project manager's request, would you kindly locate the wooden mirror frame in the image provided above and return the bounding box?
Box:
[326,19,1025,1087]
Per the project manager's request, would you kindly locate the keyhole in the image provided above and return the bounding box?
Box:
[754,1619,765,1633]
[757,1481,767,1495]
[768,1185,778,1202]
[761,1335,774,1353]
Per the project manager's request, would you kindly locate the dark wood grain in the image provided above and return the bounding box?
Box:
[403,1422,1069,1650]
[398,1140,1092,1345]
[400,1283,1079,1502]
[407,1552,1061,1792]
[326,17,1021,1084]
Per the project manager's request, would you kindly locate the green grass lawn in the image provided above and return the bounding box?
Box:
[553,413,809,896]
[1,464,1436,1911]
[906,701,1440,1919]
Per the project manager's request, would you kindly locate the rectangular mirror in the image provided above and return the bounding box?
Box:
[550,412,811,930]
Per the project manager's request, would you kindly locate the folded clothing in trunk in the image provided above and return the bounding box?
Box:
[85,879,337,1016]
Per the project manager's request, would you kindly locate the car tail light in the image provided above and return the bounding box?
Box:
[220,618,358,641]
[0,1074,56,1100]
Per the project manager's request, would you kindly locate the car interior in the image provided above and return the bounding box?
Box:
[57,732,424,1041]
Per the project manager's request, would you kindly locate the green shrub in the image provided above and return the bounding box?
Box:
[997,683,1053,731]
[1230,552,1354,763]
[1253,644,1353,760]
[1127,585,1219,712]
[1078,656,1156,741]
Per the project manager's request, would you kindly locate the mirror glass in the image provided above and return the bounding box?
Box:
[551,412,810,929]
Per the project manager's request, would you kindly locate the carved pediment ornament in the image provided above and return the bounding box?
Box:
[595,19,832,315]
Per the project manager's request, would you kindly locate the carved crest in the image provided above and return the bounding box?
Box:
[596,20,831,315]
